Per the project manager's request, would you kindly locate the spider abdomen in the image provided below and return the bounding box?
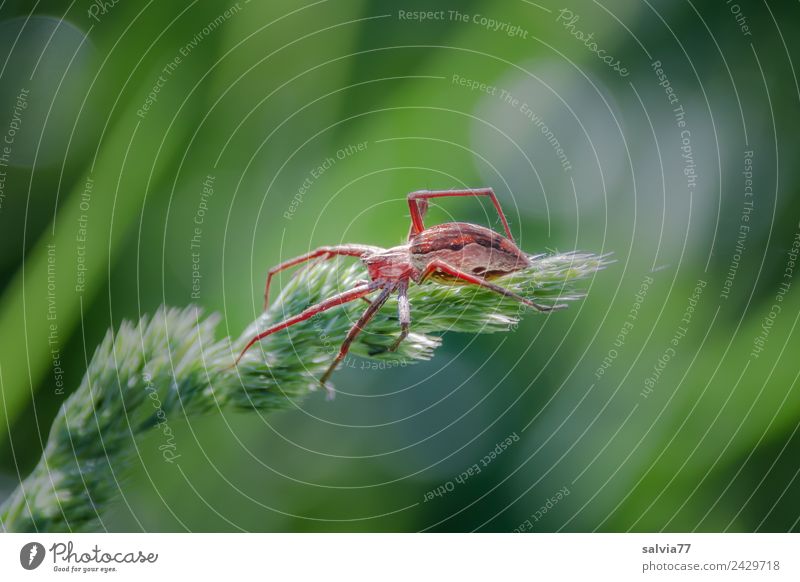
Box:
[410,222,531,281]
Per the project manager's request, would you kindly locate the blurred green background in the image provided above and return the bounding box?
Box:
[1,0,799,532]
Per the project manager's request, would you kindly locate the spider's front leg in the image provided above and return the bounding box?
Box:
[262,244,380,310]
[320,285,394,395]
[236,282,378,365]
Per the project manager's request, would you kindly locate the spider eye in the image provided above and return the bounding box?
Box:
[449,242,464,251]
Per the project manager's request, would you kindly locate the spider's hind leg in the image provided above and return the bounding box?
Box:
[406,188,514,241]
[420,259,566,312]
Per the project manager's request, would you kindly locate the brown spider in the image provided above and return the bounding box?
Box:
[237,188,563,386]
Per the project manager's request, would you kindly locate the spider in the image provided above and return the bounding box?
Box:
[236,188,563,387]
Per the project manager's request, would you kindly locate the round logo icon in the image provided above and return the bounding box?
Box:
[19,542,46,570]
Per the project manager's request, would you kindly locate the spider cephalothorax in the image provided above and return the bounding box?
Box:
[237,188,563,386]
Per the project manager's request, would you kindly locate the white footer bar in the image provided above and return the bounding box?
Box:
[1,533,797,580]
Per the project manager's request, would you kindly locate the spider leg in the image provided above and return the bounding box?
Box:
[262,245,381,310]
[236,282,378,365]
[320,286,394,392]
[407,188,515,242]
[388,280,410,352]
[354,279,374,305]
[406,198,429,240]
[420,259,564,312]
